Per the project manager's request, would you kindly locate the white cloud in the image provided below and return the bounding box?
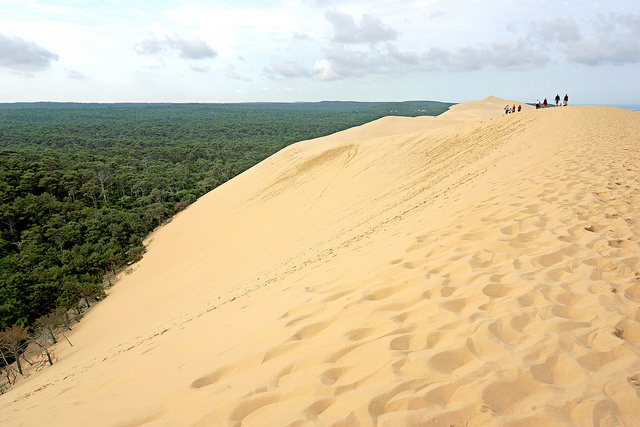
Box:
[190,65,209,73]
[524,14,640,66]
[313,59,336,80]
[566,13,640,65]
[263,61,313,79]
[0,33,59,72]
[528,18,581,43]
[326,10,398,44]
[135,34,217,60]
[567,38,640,66]
[439,40,549,71]
[66,70,85,79]
[225,64,251,82]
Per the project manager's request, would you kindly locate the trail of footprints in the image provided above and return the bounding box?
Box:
[186,134,640,425]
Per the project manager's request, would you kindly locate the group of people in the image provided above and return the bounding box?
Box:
[536,94,569,109]
[503,93,570,115]
[504,104,522,114]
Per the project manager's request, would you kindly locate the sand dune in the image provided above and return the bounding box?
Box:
[1,97,640,426]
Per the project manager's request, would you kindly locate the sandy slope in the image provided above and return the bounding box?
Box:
[1,97,640,426]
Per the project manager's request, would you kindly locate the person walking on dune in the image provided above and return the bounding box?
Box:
[555,94,560,106]
[564,94,569,106]
[543,98,548,108]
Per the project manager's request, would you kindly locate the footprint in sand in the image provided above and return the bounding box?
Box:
[440,286,456,297]
[320,367,347,386]
[536,250,565,267]
[470,250,495,268]
[577,350,618,371]
[363,286,396,301]
[190,365,229,389]
[530,351,585,384]
[322,289,351,302]
[229,392,280,422]
[263,341,301,362]
[324,344,360,364]
[289,321,331,341]
[625,284,640,302]
[482,283,511,298]
[461,231,492,241]
[423,377,474,406]
[628,374,640,389]
[481,374,539,413]
[429,345,476,374]
[304,398,335,420]
[488,318,524,345]
[368,379,436,417]
[344,327,377,342]
[388,333,428,352]
[439,297,467,313]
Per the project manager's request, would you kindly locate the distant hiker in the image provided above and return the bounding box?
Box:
[555,94,560,106]
[505,104,511,114]
[517,105,522,112]
[543,98,548,108]
[536,99,540,109]
[563,94,568,106]
[512,104,516,113]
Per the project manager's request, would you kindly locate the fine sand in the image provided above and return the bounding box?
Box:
[1,96,640,426]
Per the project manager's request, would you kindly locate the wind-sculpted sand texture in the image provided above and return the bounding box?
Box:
[1,98,639,426]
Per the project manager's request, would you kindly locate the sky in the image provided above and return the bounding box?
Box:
[0,0,639,104]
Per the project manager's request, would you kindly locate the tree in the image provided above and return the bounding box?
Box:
[0,325,28,376]
[0,204,18,242]
[1,350,17,391]
[94,166,113,204]
[35,310,74,347]
[33,312,66,345]
[31,316,59,366]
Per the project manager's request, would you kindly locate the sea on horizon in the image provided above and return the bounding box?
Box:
[608,104,640,113]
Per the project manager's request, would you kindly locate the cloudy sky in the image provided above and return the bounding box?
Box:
[1,0,638,104]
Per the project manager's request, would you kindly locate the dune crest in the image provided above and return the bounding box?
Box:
[2,98,640,426]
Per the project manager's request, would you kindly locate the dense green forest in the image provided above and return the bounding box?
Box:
[0,101,452,333]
